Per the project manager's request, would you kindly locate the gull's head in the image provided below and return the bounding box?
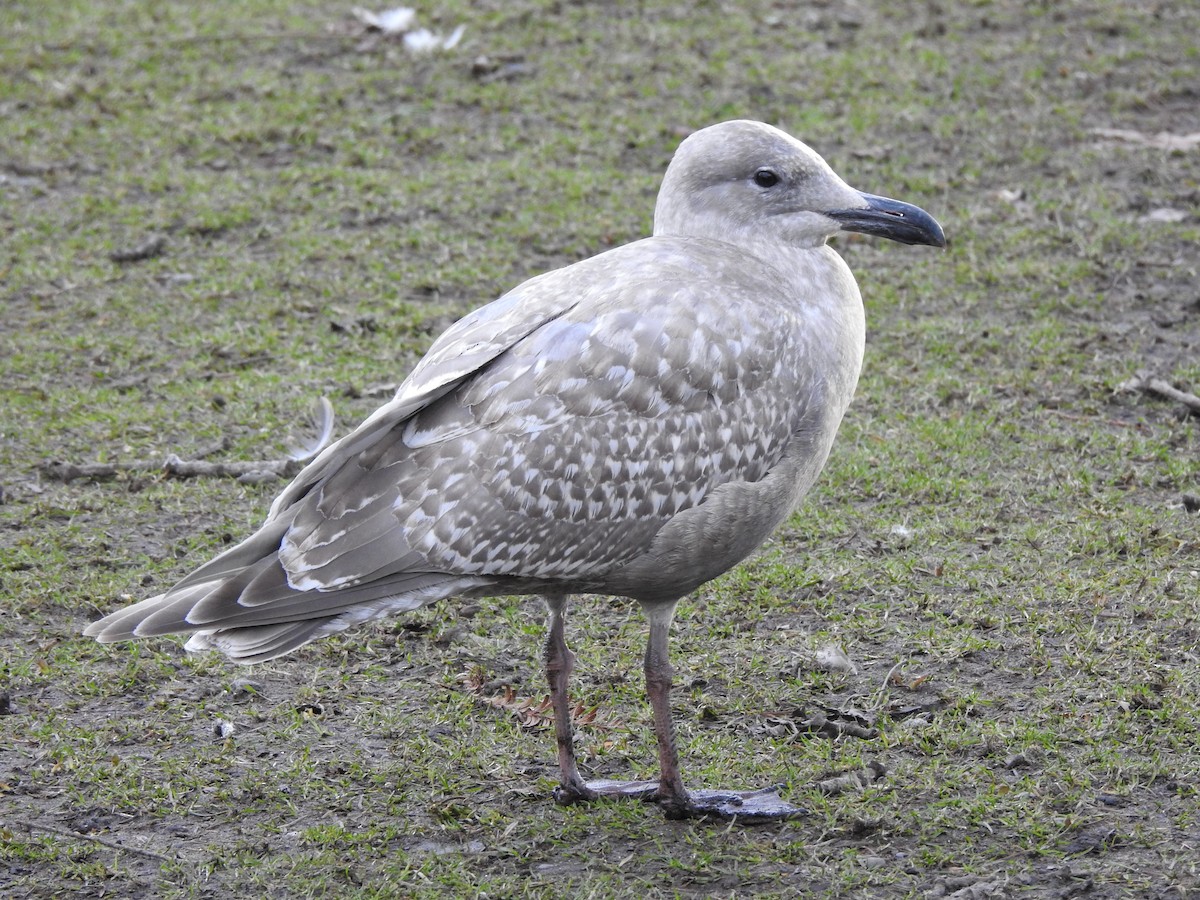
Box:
[654,120,946,251]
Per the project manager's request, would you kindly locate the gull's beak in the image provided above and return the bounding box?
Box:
[826,192,947,248]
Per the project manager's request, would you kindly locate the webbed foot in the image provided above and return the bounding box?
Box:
[555,779,805,821]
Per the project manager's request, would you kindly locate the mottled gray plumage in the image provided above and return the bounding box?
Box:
[86,120,945,819]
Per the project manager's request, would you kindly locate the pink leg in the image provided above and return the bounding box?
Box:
[643,605,690,813]
[544,596,805,821]
[542,594,597,803]
[641,602,807,821]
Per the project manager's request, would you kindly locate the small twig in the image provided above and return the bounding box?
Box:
[871,661,904,710]
[38,455,301,484]
[1045,410,1147,429]
[814,760,887,796]
[1116,371,1200,415]
[1141,377,1200,414]
[163,454,305,482]
[38,461,129,482]
[11,820,179,865]
[39,399,334,485]
[758,707,878,741]
[109,234,167,264]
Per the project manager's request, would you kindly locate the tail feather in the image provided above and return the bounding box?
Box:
[86,567,489,641]
[186,570,482,631]
[185,620,337,664]
[183,582,486,663]
[83,446,503,661]
[83,589,201,641]
[166,518,293,594]
[186,555,280,622]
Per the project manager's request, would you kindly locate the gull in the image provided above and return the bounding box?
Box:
[86,120,945,820]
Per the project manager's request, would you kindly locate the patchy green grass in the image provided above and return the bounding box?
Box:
[2,0,1198,897]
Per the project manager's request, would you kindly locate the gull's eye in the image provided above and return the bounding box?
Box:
[753,168,780,188]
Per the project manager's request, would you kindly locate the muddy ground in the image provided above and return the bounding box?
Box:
[2,1,1198,897]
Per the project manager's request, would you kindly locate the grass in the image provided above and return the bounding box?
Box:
[3,0,1199,897]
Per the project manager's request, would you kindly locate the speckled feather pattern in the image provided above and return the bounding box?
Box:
[281,239,823,592]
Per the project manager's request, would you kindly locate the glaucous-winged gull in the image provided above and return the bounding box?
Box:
[86,120,946,820]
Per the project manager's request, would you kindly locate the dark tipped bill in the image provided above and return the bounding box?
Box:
[827,192,947,248]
